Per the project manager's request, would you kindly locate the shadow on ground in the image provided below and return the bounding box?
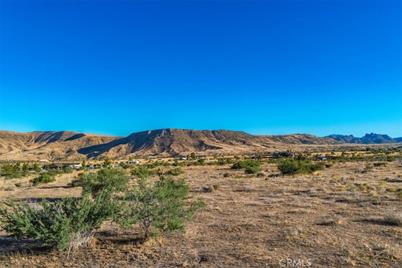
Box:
[0,236,51,256]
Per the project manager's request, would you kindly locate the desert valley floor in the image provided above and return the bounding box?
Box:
[0,157,401,267]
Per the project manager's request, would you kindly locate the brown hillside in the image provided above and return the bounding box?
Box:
[0,131,116,161]
[78,129,338,159]
[0,129,339,160]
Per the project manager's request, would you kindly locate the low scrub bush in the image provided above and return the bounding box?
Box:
[0,163,28,179]
[62,166,74,173]
[0,168,203,252]
[216,158,234,166]
[0,189,118,251]
[165,167,183,176]
[79,168,129,197]
[231,159,261,174]
[131,165,155,179]
[277,159,323,175]
[118,177,204,239]
[32,173,56,185]
[196,159,206,165]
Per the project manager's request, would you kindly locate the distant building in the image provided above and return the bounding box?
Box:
[272,151,295,159]
[70,163,82,170]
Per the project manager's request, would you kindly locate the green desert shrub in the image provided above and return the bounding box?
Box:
[196,159,206,165]
[32,163,42,172]
[277,159,323,175]
[79,168,129,197]
[0,189,118,251]
[118,177,204,239]
[102,158,112,168]
[32,173,56,185]
[244,165,261,174]
[231,159,261,174]
[118,162,131,169]
[131,165,154,179]
[0,163,28,179]
[1,168,203,251]
[216,158,233,166]
[165,167,183,176]
[62,166,74,173]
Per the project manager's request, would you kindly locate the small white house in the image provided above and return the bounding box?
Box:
[70,163,82,170]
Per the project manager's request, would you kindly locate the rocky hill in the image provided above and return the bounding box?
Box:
[1,129,401,160]
[326,133,401,144]
[0,131,116,161]
[77,129,342,158]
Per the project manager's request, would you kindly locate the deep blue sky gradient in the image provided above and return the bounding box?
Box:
[1,0,401,137]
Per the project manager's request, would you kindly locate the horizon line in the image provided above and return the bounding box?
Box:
[0,127,400,139]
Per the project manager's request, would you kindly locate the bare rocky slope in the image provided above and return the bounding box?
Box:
[0,129,336,160]
[1,128,400,160]
[78,129,342,158]
[326,133,402,144]
[0,131,117,161]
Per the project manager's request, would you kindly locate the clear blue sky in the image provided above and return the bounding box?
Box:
[1,0,401,137]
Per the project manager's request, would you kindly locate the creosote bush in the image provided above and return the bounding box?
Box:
[0,163,30,179]
[0,168,125,251]
[231,159,261,174]
[32,173,56,185]
[0,168,203,251]
[131,165,155,179]
[0,189,118,251]
[118,176,204,239]
[79,168,129,196]
[277,159,323,175]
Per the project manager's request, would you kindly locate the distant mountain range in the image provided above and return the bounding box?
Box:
[325,133,402,144]
[0,129,400,160]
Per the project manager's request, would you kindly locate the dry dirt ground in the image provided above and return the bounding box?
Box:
[0,161,401,267]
